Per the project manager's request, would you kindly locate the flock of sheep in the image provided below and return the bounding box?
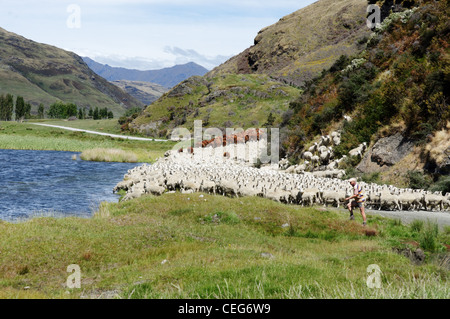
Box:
[114,138,450,212]
[282,130,367,172]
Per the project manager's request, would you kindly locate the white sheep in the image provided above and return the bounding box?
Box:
[320,190,346,208]
[378,191,401,211]
[302,151,313,161]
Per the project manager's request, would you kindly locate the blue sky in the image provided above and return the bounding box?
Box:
[1,0,316,70]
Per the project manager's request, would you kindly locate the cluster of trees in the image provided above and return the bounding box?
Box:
[87,107,114,120]
[0,94,115,121]
[47,102,114,120]
[47,102,79,119]
[0,94,32,121]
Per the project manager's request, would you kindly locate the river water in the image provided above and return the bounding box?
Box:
[0,149,140,222]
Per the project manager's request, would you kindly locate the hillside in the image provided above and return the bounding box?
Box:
[130,0,370,135]
[281,0,449,186]
[110,80,168,105]
[0,27,144,116]
[208,0,371,87]
[128,74,302,137]
[83,58,209,88]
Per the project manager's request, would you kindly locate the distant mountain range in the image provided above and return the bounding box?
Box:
[82,58,209,88]
[0,27,144,115]
[110,80,168,106]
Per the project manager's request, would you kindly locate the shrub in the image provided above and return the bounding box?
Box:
[202,211,240,225]
[419,222,439,252]
[410,220,425,233]
[406,171,432,190]
[429,176,450,194]
[361,172,382,185]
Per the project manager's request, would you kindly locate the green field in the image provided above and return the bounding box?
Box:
[0,193,448,299]
[0,121,175,163]
[28,119,124,135]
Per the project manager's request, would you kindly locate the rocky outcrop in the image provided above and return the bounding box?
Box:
[357,133,415,173]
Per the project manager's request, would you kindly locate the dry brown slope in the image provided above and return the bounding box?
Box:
[208,0,371,86]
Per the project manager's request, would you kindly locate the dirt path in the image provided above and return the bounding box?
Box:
[29,123,169,142]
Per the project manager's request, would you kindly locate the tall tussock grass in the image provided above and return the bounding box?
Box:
[80,148,138,163]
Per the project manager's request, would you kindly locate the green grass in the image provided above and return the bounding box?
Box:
[0,121,175,163]
[29,119,124,135]
[0,193,447,299]
[133,73,302,135]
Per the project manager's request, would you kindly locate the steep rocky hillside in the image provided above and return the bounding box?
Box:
[110,80,168,105]
[208,0,371,87]
[281,0,449,186]
[0,27,144,115]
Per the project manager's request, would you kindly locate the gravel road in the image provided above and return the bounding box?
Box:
[365,209,450,229]
[332,207,450,229]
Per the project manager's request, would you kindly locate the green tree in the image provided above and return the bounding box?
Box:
[15,96,26,121]
[24,102,32,119]
[93,107,100,120]
[5,94,13,121]
[99,107,108,119]
[66,103,78,118]
[38,103,45,119]
[107,111,114,119]
[47,102,66,119]
[0,95,5,120]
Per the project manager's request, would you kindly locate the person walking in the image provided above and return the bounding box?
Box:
[345,178,367,226]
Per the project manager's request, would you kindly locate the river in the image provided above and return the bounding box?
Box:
[0,149,139,222]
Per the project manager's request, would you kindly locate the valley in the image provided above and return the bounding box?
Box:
[0,0,448,301]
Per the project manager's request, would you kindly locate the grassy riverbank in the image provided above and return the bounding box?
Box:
[0,192,448,299]
[0,121,175,163]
